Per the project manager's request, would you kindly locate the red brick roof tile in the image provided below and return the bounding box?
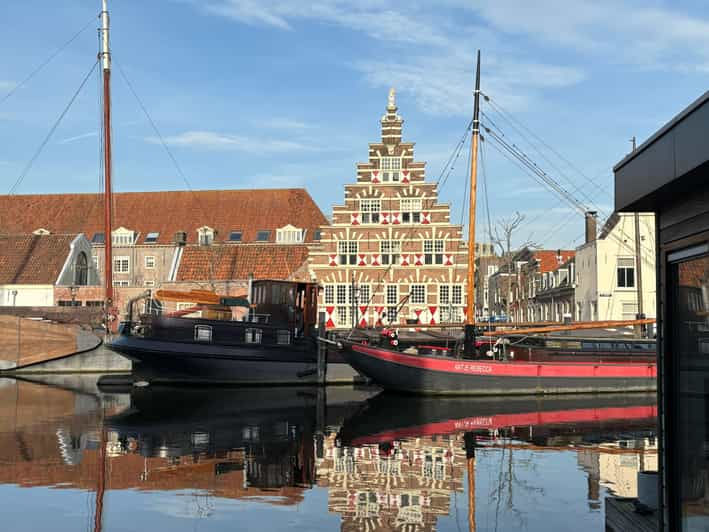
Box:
[177,244,310,281]
[0,234,76,284]
[533,250,576,273]
[0,189,327,245]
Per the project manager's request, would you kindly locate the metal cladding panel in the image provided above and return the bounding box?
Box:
[673,102,709,178]
[614,132,675,212]
[614,91,709,213]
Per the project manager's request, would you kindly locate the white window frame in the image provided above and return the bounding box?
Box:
[400,198,422,224]
[144,255,156,269]
[324,285,335,305]
[380,157,401,183]
[410,284,426,304]
[276,225,304,243]
[359,199,381,224]
[113,256,130,274]
[617,258,636,289]
[338,240,358,265]
[424,240,444,265]
[336,285,348,305]
[380,240,401,265]
[112,228,135,247]
[197,226,215,246]
[112,280,130,287]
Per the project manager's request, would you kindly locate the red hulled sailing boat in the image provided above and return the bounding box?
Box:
[336,52,657,395]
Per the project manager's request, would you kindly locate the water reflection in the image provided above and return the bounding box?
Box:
[0,377,657,531]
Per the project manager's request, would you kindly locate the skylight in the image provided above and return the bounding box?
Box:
[256,230,270,242]
[229,231,242,242]
[91,232,105,244]
[145,232,160,244]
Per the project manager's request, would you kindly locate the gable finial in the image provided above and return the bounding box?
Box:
[387,87,396,111]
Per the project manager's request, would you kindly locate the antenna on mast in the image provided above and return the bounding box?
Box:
[100,0,115,326]
[464,50,481,356]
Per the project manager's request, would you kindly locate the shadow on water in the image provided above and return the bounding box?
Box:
[0,376,657,531]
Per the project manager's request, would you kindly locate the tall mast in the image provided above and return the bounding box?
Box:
[100,0,113,313]
[464,51,481,355]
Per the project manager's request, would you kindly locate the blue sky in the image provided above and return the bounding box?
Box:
[1,0,708,248]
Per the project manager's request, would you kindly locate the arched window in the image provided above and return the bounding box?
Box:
[74,252,88,286]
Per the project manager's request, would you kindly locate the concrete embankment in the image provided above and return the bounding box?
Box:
[0,315,130,374]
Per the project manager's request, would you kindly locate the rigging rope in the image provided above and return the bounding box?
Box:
[0,14,98,107]
[114,57,220,285]
[7,60,99,195]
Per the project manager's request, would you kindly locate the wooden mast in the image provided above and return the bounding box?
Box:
[101,0,114,319]
[464,50,481,355]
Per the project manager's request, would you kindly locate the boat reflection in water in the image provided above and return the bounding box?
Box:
[0,378,657,531]
[321,392,658,531]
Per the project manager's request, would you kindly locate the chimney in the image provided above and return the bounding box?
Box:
[174,231,187,246]
[584,211,597,244]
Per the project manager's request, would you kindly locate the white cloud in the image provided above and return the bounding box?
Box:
[146,130,314,153]
[259,118,311,130]
[58,131,98,145]
[464,0,709,70]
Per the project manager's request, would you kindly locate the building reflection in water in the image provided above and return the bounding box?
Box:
[0,379,659,531]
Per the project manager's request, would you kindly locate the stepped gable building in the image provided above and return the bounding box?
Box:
[310,89,467,328]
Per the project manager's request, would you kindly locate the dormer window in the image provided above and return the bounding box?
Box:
[112,227,135,246]
[276,225,303,243]
[197,226,215,246]
[144,232,159,244]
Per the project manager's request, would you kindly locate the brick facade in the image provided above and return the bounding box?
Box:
[309,90,467,328]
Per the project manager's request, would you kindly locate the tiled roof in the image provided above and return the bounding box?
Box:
[0,234,76,284]
[177,244,311,282]
[0,189,327,245]
[534,250,576,273]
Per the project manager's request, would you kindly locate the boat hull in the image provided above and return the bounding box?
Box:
[106,334,360,385]
[341,341,656,395]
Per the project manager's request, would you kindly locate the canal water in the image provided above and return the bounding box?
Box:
[0,377,657,531]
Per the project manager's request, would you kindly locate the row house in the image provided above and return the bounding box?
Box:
[575,211,656,321]
[525,257,576,322]
[488,248,575,322]
[474,253,503,320]
[0,188,326,315]
[309,89,468,328]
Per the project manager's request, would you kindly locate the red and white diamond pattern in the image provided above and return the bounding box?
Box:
[414,253,424,266]
[399,254,410,266]
[371,170,380,183]
[350,212,361,225]
[401,170,410,183]
[328,254,337,267]
[357,253,367,266]
[443,254,454,266]
[391,212,401,224]
[421,212,431,224]
[370,253,381,266]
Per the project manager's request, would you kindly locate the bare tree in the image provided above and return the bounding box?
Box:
[491,212,539,321]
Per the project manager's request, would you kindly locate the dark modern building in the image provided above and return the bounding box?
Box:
[614,91,709,531]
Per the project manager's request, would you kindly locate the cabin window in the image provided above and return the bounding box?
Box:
[194,325,212,342]
[245,328,262,344]
[359,199,381,224]
[424,240,444,265]
[617,257,636,288]
[277,330,291,345]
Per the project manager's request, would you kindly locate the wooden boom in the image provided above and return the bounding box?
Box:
[155,289,221,305]
[486,318,656,337]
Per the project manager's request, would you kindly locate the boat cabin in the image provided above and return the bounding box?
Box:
[249,280,319,335]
